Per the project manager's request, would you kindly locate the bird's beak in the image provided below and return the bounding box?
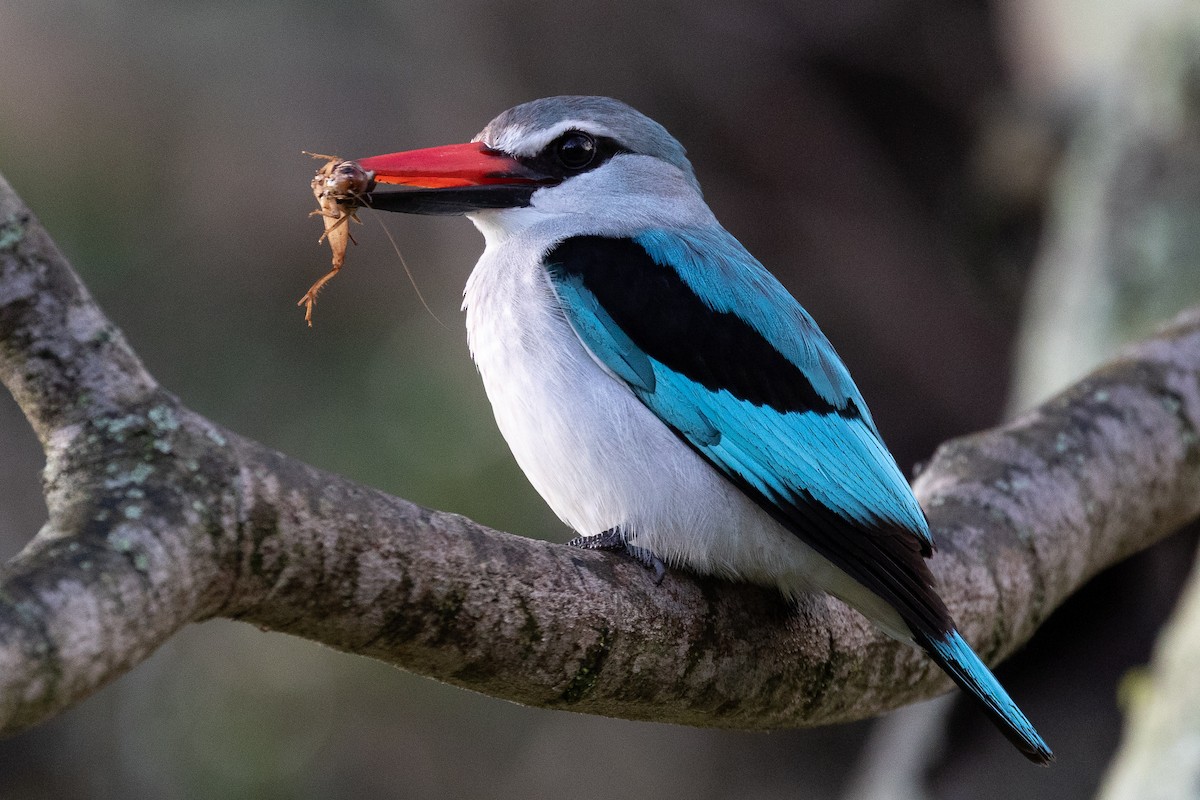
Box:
[356,142,555,216]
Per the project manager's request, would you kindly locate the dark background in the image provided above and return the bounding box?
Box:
[0,2,1197,797]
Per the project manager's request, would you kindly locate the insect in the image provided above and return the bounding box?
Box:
[299,153,374,326]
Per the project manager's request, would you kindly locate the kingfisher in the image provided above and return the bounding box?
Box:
[351,95,1052,764]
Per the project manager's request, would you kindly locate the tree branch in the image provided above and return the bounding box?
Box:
[1,170,1198,739]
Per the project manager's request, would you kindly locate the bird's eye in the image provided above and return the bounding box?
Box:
[555,132,597,170]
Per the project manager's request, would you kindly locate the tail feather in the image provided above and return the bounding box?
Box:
[916,629,1054,765]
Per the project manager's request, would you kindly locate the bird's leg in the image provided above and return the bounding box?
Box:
[567,527,667,586]
[566,527,625,551]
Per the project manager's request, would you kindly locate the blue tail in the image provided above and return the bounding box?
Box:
[918,629,1054,765]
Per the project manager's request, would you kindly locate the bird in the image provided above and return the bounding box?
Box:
[351,95,1053,765]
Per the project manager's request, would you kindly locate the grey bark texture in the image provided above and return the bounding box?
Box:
[1,171,1199,740]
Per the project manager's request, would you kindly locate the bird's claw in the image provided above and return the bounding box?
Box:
[625,544,667,585]
[567,528,667,585]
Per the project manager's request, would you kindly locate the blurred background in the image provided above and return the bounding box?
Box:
[1,1,1199,797]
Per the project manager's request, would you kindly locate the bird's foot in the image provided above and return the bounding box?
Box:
[625,543,668,586]
[567,527,667,586]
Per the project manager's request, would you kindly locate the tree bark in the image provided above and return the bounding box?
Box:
[0,171,1198,739]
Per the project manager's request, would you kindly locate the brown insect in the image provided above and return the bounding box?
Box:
[299,153,375,326]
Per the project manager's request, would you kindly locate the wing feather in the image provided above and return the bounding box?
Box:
[544,231,950,636]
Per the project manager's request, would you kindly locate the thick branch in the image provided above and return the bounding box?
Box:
[1,170,1198,737]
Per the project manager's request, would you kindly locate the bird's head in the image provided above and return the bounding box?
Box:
[357,96,705,236]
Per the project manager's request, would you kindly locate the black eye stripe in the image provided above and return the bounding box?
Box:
[513,131,631,182]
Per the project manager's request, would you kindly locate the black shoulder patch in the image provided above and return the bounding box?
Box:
[515,134,630,182]
[544,235,857,417]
